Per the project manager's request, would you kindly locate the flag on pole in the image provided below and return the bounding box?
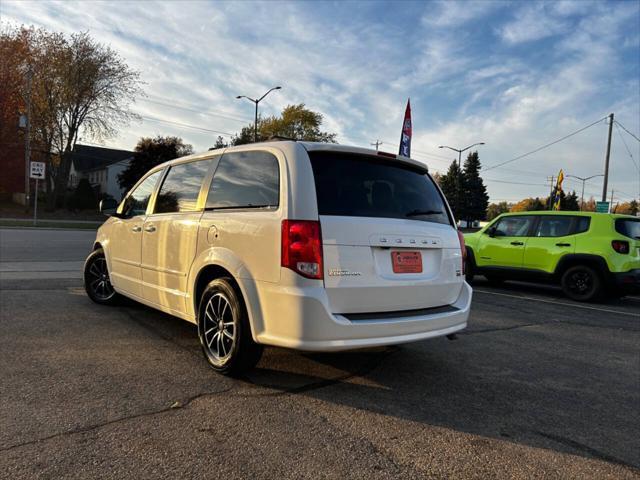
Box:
[552,169,564,210]
[398,99,412,157]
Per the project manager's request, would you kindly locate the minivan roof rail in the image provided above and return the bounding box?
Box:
[267,135,297,142]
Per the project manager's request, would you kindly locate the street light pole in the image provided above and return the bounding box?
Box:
[438,142,485,224]
[566,174,604,211]
[236,86,282,143]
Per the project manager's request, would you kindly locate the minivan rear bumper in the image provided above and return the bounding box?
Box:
[254,281,471,351]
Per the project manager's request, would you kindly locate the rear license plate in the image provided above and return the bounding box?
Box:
[391,251,423,273]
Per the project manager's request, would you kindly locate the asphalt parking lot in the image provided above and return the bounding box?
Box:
[0,227,638,479]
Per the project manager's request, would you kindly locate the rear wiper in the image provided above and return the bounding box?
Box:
[405,209,443,217]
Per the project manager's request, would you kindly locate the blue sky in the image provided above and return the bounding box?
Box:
[2,0,639,203]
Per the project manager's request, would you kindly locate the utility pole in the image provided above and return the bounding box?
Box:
[547,176,555,210]
[609,188,615,213]
[370,140,383,151]
[602,113,614,202]
[24,66,33,211]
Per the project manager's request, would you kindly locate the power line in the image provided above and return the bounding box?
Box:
[484,116,608,172]
[614,122,639,171]
[483,178,549,187]
[138,97,252,124]
[615,120,640,143]
[137,114,235,137]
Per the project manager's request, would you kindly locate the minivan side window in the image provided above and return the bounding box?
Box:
[121,170,162,217]
[206,151,279,209]
[493,216,534,237]
[155,160,211,214]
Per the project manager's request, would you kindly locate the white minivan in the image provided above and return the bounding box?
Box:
[85,141,472,375]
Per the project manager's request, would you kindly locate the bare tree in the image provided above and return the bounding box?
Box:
[1,26,143,208]
[42,31,143,208]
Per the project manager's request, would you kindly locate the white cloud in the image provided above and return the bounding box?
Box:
[499,4,571,44]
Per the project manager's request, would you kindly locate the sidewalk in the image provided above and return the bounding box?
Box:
[0,261,83,280]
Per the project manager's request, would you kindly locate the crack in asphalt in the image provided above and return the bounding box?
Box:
[0,387,234,453]
[531,430,640,472]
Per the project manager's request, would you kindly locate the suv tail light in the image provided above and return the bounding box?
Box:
[457,230,467,274]
[612,240,630,254]
[281,220,323,279]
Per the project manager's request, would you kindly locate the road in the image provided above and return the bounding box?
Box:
[0,228,638,479]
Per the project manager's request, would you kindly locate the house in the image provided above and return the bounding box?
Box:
[69,145,133,200]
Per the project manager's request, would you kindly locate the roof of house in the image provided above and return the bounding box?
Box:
[71,144,133,172]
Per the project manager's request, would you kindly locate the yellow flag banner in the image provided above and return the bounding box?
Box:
[552,169,564,211]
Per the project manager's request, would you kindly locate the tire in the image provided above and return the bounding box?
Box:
[197,277,263,376]
[561,265,604,302]
[84,248,120,305]
[464,258,475,283]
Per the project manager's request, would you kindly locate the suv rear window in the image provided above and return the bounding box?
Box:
[309,152,451,225]
[615,218,640,239]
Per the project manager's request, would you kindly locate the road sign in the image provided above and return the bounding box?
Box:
[30,161,45,179]
[596,201,609,213]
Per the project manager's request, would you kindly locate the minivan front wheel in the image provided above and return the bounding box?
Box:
[561,265,603,302]
[84,248,119,305]
[198,278,263,376]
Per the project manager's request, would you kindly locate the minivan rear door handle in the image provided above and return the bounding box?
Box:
[510,241,524,246]
[144,225,156,233]
[555,243,571,247]
[131,225,142,233]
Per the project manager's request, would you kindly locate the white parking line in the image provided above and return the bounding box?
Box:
[474,289,640,318]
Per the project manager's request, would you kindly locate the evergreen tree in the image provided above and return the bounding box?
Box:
[460,151,489,222]
[117,136,193,192]
[562,190,580,211]
[68,178,97,211]
[439,160,462,220]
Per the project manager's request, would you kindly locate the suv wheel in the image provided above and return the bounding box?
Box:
[561,265,604,302]
[84,248,119,305]
[464,258,475,283]
[198,278,263,376]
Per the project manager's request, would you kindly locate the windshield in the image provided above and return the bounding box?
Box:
[309,152,451,225]
[615,218,640,239]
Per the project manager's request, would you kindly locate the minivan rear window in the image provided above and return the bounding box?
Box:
[309,152,451,225]
[615,218,640,239]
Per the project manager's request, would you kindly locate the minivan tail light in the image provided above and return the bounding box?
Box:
[457,230,467,274]
[281,220,323,279]
[612,240,630,254]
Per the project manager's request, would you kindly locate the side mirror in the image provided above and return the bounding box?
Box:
[99,198,119,217]
[486,226,497,237]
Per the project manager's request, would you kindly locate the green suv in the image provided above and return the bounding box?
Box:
[464,212,640,301]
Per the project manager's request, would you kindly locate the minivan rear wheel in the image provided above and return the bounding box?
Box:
[561,265,604,302]
[198,278,263,376]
